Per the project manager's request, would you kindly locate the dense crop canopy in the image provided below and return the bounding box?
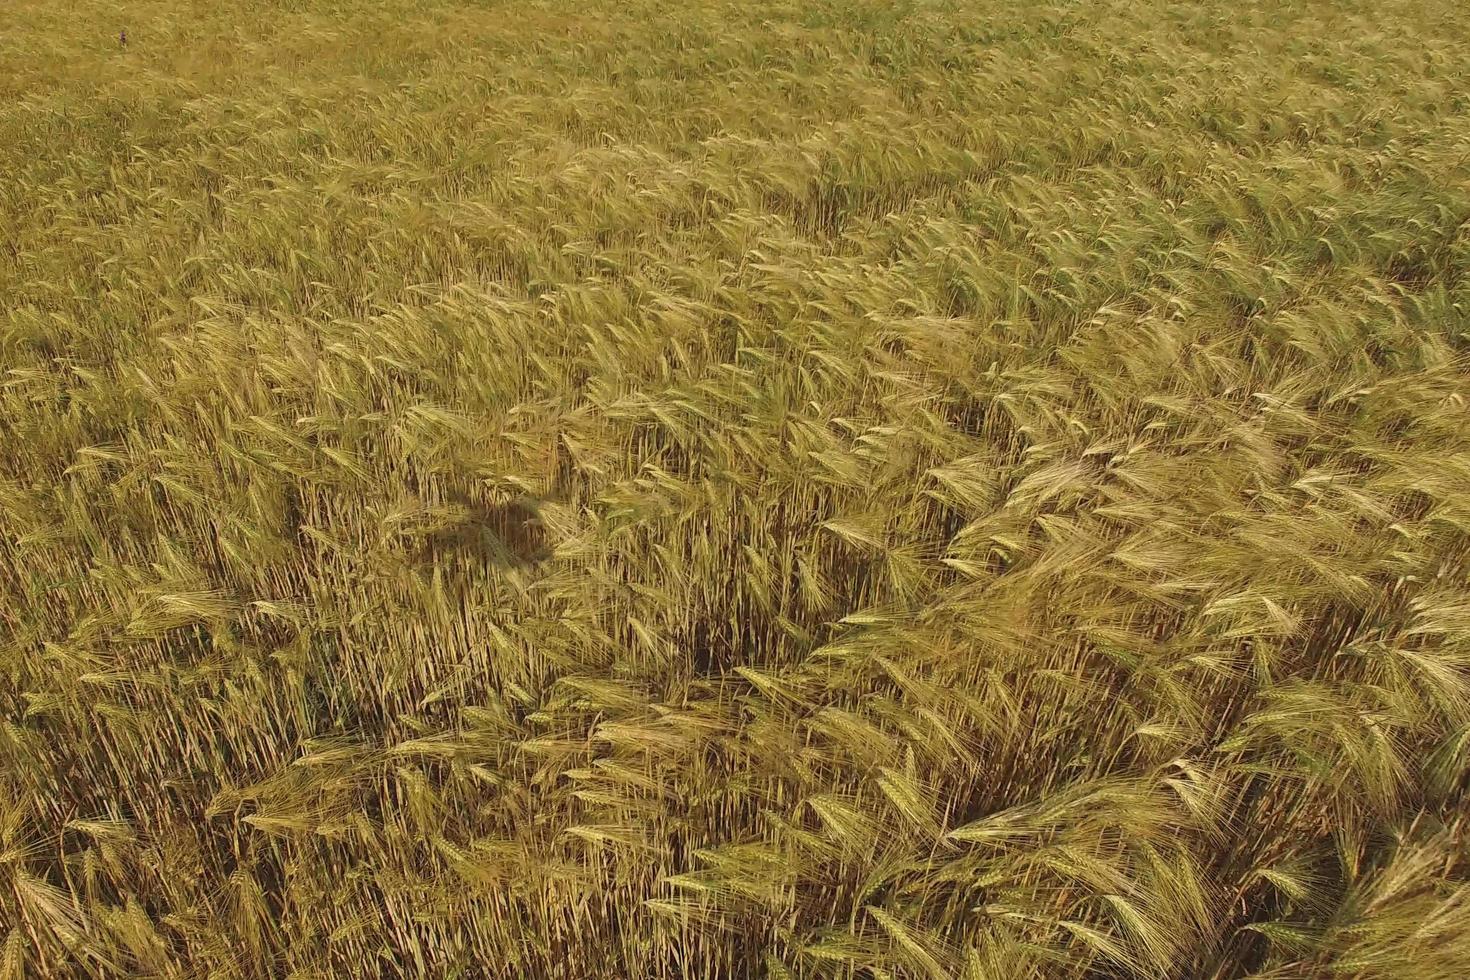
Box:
[2,0,1469,976]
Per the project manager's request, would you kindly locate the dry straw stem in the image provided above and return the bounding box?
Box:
[3,0,1470,976]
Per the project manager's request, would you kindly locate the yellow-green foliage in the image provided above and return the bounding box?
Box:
[3,0,1470,976]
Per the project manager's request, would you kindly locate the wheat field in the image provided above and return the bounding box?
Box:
[2,0,1469,976]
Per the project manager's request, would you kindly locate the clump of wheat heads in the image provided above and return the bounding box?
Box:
[3,0,1469,976]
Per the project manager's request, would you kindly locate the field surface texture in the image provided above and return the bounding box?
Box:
[3,0,1470,977]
